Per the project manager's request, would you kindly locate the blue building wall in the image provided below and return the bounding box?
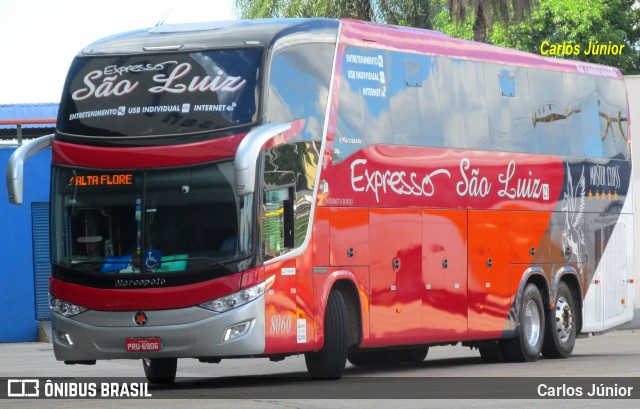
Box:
[0,147,51,342]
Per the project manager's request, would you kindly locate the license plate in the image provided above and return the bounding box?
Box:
[125,337,161,352]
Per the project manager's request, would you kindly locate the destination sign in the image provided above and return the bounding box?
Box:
[70,174,134,187]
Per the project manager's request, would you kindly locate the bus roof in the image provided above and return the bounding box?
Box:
[78,19,339,56]
[339,19,623,80]
[77,18,622,80]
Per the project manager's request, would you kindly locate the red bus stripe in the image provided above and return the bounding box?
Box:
[50,274,242,311]
[52,133,245,168]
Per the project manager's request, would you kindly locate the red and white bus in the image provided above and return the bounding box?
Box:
[7,18,635,383]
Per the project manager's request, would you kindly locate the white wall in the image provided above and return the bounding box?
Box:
[622,75,640,328]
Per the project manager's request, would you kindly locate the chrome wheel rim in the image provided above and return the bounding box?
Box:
[524,299,541,347]
[555,297,574,343]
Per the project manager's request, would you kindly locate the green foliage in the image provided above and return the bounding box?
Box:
[489,0,640,73]
[234,0,640,73]
[433,4,474,40]
[234,0,434,28]
[234,0,373,20]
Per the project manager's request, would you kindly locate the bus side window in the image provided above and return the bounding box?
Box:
[529,69,571,156]
[483,64,534,153]
[437,58,490,150]
[262,187,294,260]
[390,53,444,148]
[564,73,601,158]
[596,77,629,159]
[336,46,392,163]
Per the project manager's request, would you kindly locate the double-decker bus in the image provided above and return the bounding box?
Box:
[7,18,635,383]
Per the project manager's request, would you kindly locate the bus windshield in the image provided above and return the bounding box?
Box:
[51,161,250,275]
[57,48,263,138]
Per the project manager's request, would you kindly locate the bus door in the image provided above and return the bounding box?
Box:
[583,214,632,331]
[369,209,422,345]
[262,184,298,353]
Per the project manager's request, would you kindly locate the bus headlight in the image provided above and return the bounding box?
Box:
[50,296,88,317]
[200,276,275,314]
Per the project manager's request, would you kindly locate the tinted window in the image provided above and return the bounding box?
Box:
[335,47,392,162]
[262,141,320,258]
[264,43,330,252]
[528,69,572,155]
[52,162,245,276]
[563,73,601,157]
[596,77,629,159]
[58,49,263,137]
[483,64,534,153]
[389,53,444,148]
[437,58,489,150]
[266,43,334,142]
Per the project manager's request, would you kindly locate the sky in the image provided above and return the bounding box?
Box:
[0,0,236,104]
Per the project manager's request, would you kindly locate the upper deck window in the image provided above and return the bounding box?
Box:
[58,48,263,138]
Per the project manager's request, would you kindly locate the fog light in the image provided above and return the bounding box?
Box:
[222,321,252,342]
[56,331,75,347]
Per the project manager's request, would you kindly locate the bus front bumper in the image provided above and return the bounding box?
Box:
[50,296,266,362]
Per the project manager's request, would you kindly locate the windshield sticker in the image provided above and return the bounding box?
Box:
[71,62,247,101]
[60,49,262,137]
[345,51,387,98]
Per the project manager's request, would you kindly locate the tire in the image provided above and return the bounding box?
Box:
[501,283,545,362]
[479,341,504,363]
[542,282,577,359]
[305,291,349,379]
[143,358,177,385]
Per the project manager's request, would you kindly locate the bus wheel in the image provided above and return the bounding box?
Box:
[305,291,349,379]
[479,341,504,363]
[542,282,577,359]
[143,358,177,384]
[501,283,545,362]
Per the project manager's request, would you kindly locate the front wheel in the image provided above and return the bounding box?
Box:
[501,283,545,362]
[305,291,349,379]
[542,282,577,359]
[143,358,177,385]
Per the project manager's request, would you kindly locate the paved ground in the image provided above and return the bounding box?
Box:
[1,330,640,408]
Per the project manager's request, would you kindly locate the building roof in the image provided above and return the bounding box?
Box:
[0,103,58,129]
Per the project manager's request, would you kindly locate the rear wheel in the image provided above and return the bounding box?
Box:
[305,291,349,379]
[142,358,177,385]
[542,282,577,359]
[501,283,545,362]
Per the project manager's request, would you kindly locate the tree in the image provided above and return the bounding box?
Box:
[443,0,534,42]
[234,0,435,29]
[490,0,640,74]
[233,0,640,74]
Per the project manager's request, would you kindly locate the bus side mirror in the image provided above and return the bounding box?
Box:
[233,122,291,196]
[6,134,54,205]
